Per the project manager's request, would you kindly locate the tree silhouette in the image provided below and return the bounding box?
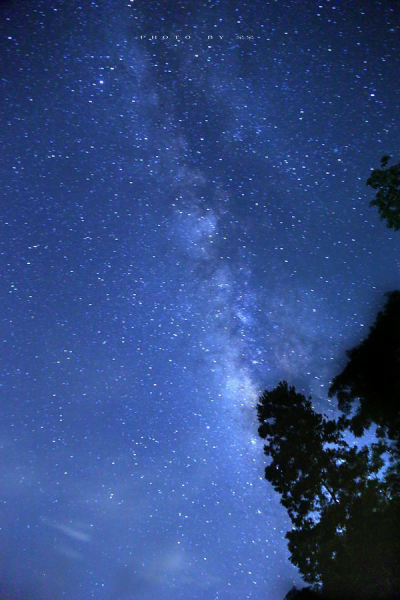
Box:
[285,585,323,599]
[367,155,400,230]
[257,381,399,598]
[328,290,400,444]
[257,159,400,598]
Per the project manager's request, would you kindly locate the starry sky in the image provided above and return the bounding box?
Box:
[0,1,399,598]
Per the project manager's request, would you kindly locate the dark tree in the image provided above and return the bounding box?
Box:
[366,155,400,230]
[257,382,399,599]
[328,290,400,444]
[285,586,324,599]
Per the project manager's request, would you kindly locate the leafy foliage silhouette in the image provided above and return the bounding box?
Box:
[257,381,399,598]
[328,290,400,444]
[367,155,400,230]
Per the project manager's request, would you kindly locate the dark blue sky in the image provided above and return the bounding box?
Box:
[1,1,399,598]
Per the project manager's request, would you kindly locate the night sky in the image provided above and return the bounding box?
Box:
[1,1,399,598]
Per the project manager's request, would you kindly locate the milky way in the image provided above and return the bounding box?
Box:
[1,1,399,598]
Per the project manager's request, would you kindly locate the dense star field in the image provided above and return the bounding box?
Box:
[0,1,399,598]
